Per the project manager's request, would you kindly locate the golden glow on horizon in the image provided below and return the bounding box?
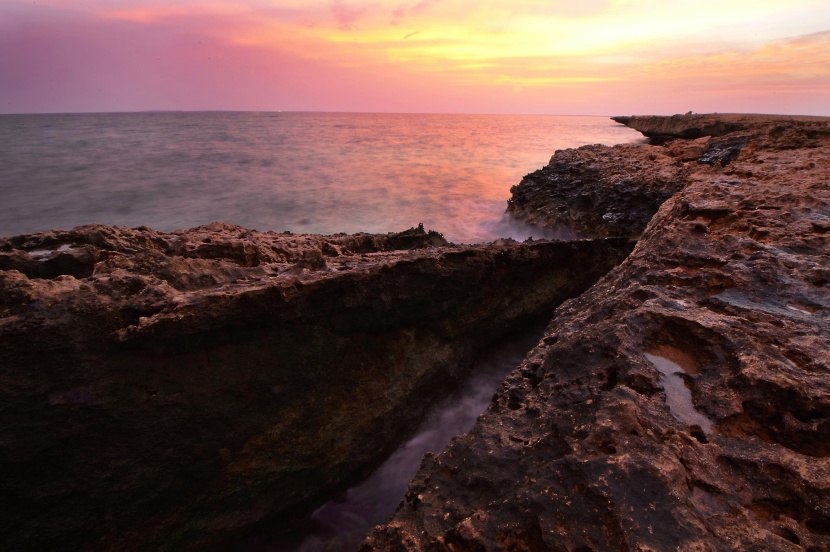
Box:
[4,0,830,114]
[117,0,826,91]
[637,32,830,79]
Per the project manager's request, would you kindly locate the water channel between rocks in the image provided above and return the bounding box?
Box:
[234,325,547,552]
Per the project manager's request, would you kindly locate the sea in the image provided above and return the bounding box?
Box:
[0,112,641,242]
[1,111,641,550]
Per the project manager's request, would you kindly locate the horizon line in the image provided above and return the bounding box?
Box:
[2,108,827,118]
[0,108,621,117]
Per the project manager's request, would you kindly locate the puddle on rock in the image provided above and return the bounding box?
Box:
[28,244,73,260]
[644,345,713,434]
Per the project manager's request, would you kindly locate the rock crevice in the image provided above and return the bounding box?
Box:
[367,114,830,551]
[0,223,632,551]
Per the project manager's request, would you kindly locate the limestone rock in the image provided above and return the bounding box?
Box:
[612,112,830,142]
[506,143,691,238]
[367,115,830,550]
[0,223,631,551]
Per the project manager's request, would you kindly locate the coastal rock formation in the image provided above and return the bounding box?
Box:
[611,113,830,142]
[506,142,694,238]
[366,115,830,550]
[507,114,830,239]
[0,223,632,551]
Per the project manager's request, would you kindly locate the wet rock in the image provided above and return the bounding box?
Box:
[698,135,749,166]
[506,143,690,238]
[368,115,830,551]
[0,223,632,551]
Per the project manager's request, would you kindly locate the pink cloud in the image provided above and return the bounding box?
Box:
[0,9,445,113]
[331,0,370,31]
[1,3,828,116]
[392,0,439,21]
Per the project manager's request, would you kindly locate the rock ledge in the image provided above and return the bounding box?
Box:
[0,223,631,551]
[367,114,830,551]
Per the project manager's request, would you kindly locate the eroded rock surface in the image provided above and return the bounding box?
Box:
[366,115,830,550]
[0,223,631,551]
[612,113,830,142]
[508,114,830,239]
[506,143,693,238]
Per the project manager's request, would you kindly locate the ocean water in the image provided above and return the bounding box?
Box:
[2,112,639,549]
[0,112,640,243]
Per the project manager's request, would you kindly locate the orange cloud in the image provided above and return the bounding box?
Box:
[2,1,829,115]
[631,31,830,94]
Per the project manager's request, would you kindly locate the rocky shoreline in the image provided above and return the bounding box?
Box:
[366,114,830,550]
[0,223,630,550]
[1,113,828,551]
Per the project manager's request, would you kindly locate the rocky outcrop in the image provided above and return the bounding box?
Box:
[507,114,830,239]
[611,113,830,142]
[506,142,694,238]
[0,223,632,551]
[366,115,830,550]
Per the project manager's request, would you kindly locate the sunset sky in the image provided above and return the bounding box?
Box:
[2,0,829,115]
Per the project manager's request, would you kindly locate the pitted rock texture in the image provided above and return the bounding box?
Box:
[612,113,830,142]
[0,223,632,551]
[366,115,830,550]
[508,114,830,239]
[506,143,692,238]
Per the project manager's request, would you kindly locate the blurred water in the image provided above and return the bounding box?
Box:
[234,327,545,552]
[0,113,636,548]
[0,112,639,243]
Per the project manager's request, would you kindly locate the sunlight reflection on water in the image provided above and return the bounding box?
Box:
[0,112,639,243]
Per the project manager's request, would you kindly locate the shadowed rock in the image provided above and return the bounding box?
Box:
[0,223,632,551]
[506,142,693,238]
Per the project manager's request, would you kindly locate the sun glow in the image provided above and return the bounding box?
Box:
[2,0,829,114]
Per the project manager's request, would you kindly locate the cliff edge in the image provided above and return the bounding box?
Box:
[0,224,631,551]
[366,114,830,551]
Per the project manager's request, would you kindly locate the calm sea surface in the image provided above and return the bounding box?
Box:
[2,112,640,549]
[0,112,640,243]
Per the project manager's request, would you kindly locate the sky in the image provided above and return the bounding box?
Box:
[1,0,829,115]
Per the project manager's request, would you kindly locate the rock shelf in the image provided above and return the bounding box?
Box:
[366,114,830,551]
[0,223,630,551]
[3,113,829,551]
